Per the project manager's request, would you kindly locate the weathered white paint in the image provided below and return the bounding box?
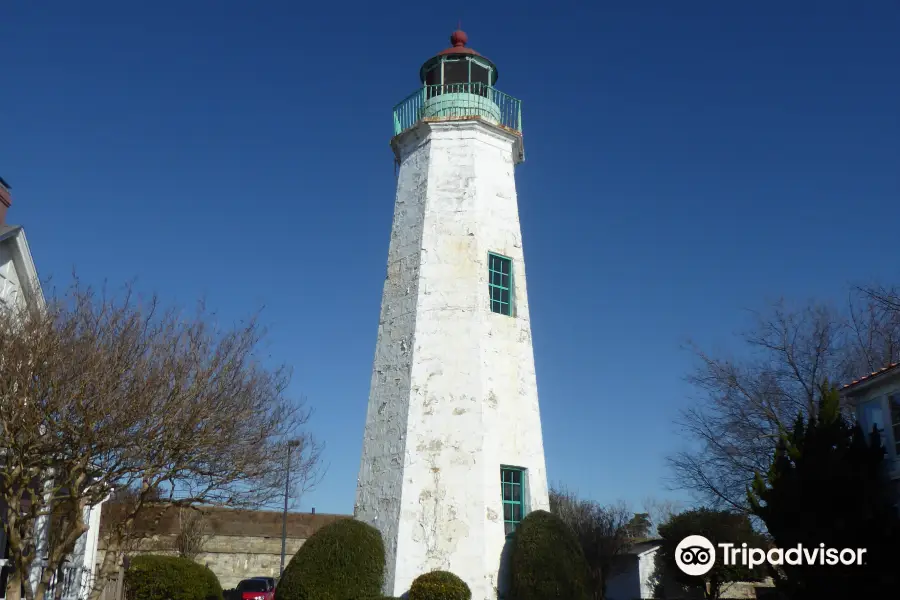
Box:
[74,498,107,593]
[0,242,23,308]
[81,501,104,574]
[355,118,549,600]
[0,227,42,311]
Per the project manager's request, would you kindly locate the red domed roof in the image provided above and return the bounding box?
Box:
[436,28,483,56]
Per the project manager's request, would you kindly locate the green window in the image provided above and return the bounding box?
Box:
[501,467,526,535]
[488,253,513,316]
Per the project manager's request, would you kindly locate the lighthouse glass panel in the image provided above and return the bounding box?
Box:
[424,63,442,99]
[470,60,491,96]
[488,253,512,316]
[501,467,525,535]
[443,57,468,91]
[424,63,441,87]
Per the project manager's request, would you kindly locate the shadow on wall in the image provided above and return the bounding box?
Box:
[496,536,513,599]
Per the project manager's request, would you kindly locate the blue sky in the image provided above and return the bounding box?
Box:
[2,1,898,516]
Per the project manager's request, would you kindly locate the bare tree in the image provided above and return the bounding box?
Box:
[641,497,683,538]
[549,486,634,600]
[669,291,900,512]
[0,280,323,600]
[174,507,210,560]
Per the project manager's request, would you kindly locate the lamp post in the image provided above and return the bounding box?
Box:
[280,440,301,579]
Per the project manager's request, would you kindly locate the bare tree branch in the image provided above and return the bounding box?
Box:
[669,291,900,512]
[549,485,636,600]
[0,279,323,600]
[640,497,683,538]
[174,507,210,560]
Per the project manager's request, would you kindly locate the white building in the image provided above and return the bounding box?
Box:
[840,363,900,504]
[0,176,105,600]
[354,30,549,600]
[605,540,775,600]
[605,541,666,600]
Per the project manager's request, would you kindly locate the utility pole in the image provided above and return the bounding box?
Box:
[280,440,300,579]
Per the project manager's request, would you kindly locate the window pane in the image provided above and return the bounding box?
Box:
[512,483,521,502]
[504,503,512,521]
[511,469,521,484]
[425,65,441,87]
[444,59,468,85]
[471,62,490,88]
[891,396,900,426]
[503,483,512,501]
[505,522,514,535]
[488,255,514,316]
[859,399,886,439]
[512,504,523,522]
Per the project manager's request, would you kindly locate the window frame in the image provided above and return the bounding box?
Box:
[500,465,528,537]
[488,252,514,317]
[890,394,900,458]
[857,395,899,459]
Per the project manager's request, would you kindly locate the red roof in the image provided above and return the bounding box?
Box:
[435,29,484,57]
[841,362,900,391]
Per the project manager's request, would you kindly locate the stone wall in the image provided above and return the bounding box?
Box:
[355,118,549,600]
[97,503,350,590]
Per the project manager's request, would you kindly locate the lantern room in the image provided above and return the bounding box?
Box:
[391,29,523,161]
[419,29,498,97]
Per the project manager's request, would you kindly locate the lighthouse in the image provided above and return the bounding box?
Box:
[354,30,549,600]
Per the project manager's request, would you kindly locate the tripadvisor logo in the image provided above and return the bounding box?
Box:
[675,535,867,576]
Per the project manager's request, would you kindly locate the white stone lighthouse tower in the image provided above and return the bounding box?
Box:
[354,29,549,600]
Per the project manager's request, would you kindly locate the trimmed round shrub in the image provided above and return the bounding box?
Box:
[509,510,591,600]
[199,565,223,600]
[408,571,471,600]
[275,518,385,600]
[125,555,223,600]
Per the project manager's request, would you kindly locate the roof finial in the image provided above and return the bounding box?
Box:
[450,26,468,48]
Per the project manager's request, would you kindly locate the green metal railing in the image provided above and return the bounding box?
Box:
[392,82,523,137]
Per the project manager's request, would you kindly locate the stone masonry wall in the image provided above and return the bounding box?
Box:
[97,504,349,590]
[96,535,306,590]
[355,118,549,600]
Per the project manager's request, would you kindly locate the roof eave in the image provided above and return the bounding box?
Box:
[841,364,900,397]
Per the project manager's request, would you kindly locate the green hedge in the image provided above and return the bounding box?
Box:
[408,571,471,600]
[125,555,223,600]
[509,510,591,600]
[275,518,385,600]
